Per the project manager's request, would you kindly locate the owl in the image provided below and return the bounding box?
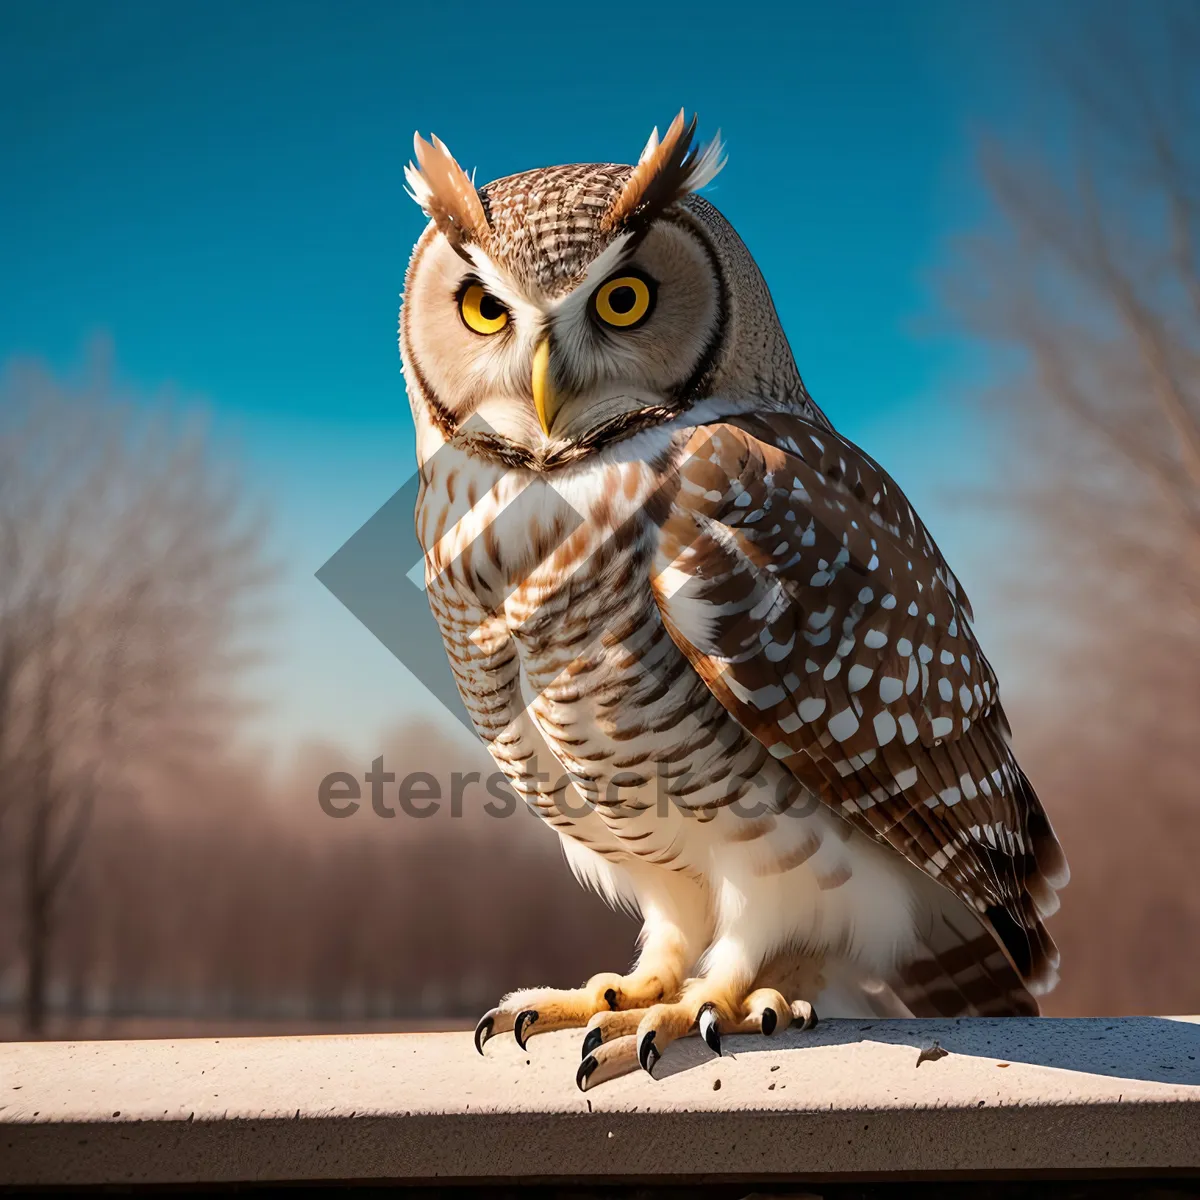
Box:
[400,112,1068,1090]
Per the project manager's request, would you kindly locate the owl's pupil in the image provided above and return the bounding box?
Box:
[479,293,504,321]
[608,286,637,314]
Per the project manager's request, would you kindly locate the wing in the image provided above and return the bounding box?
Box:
[652,413,1069,995]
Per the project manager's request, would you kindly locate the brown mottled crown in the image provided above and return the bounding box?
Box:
[479,163,635,294]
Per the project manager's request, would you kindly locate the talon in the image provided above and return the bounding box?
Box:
[791,999,819,1031]
[637,1030,659,1074]
[698,1003,721,1055]
[514,1009,538,1050]
[761,1006,777,1036]
[577,1054,598,1092]
[582,1026,603,1059]
[474,1012,495,1056]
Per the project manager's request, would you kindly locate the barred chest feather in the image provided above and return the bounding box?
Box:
[417,431,767,832]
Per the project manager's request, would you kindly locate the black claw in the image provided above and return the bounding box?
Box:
[761,1007,777,1036]
[474,1015,494,1056]
[637,1030,660,1074]
[576,1054,598,1091]
[514,1009,538,1050]
[699,1002,722,1056]
[582,1026,604,1059]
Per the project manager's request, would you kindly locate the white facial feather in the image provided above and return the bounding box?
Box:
[403,217,720,454]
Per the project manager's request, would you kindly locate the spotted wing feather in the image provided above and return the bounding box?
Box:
[653,414,1068,995]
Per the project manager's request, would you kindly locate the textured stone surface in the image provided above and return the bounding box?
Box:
[2,1018,1198,1185]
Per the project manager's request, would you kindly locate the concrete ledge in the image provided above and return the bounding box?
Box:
[2,1018,1199,1187]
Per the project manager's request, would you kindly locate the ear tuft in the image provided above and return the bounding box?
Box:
[404,132,491,251]
[637,125,661,165]
[603,111,726,234]
[682,127,727,194]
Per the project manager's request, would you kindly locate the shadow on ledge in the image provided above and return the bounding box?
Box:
[652,1016,1200,1086]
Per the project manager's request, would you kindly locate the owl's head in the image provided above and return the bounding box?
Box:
[401,112,806,470]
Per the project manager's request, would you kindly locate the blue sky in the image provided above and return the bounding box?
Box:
[1,0,1054,755]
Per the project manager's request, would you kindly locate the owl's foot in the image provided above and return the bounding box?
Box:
[573,990,818,1090]
[473,970,681,1054]
[635,986,799,1067]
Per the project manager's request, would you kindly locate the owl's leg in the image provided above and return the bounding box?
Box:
[627,926,771,1072]
[474,869,709,1053]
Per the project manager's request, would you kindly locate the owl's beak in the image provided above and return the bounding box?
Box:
[531,338,561,436]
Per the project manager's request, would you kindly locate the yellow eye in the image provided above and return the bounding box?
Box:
[593,274,655,329]
[459,283,509,335]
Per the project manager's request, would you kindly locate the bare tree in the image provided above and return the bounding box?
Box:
[0,350,270,1034]
[944,4,1200,1012]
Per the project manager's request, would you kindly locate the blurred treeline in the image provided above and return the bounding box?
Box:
[0,713,634,1037]
[1,5,1198,1037]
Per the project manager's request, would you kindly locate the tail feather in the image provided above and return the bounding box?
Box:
[972,767,1065,997]
[895,874,1042,1017]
